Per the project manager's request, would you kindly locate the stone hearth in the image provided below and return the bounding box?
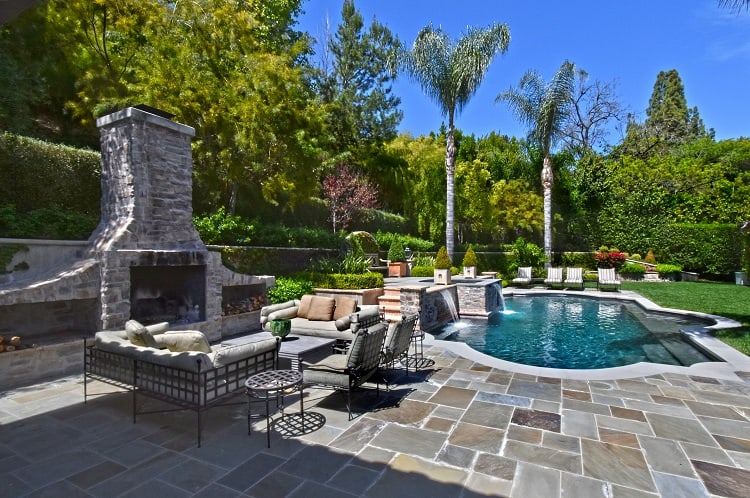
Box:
[0,106,273,389]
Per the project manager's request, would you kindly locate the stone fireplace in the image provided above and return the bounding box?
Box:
[0,106,273,388]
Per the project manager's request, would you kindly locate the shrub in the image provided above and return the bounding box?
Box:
[0,205,97,239]
[654,223,742,276]
[193,207,254,245]
[630,253,643,261]
[656,263,682,276]
[561,252,595,270]
[267,277,315,304]
[410,265,434,277]
[645,250,656,265]
[387,239,406,262]
[510,237,546,272]
[594,249,627,269]
[0,132,101,215]
[374,230,434,252]
[346,231,379,254]
[462,246,478,267]
[619,262,646,275]
[299,271,383,289]
[435,246,452,269]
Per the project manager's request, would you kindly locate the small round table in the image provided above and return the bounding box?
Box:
[245,369,303,448]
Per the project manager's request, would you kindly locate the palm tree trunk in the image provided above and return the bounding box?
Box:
[445,113,456,260]
[542,154,553,265]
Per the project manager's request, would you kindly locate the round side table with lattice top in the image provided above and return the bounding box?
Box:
[245,369,303,448]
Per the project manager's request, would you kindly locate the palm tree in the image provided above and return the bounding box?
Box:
[498,60,576,264]
[403,23,510,259]
[719,0,749,12]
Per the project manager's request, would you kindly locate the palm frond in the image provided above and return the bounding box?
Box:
[451,22,510,114]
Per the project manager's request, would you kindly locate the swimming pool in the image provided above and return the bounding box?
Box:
[433,295,717,369]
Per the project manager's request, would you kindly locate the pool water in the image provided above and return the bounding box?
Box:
[434,295,715,369]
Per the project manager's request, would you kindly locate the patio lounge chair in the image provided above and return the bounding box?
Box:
[302,322,387,419]
[597,267,621,291]
[544,267,564,289]
[564,267,584,290]
[512,267,533,286]
[380,313,420,377]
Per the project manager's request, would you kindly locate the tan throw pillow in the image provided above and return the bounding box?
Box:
[333,296,358,321]
[297,295,314,319]
[125,319,157,348]
[306,296,336,321]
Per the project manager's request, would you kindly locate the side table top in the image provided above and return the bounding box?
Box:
[245,370,302,392]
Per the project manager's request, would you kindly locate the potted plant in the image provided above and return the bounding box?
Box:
[387,239,408,277]
[462,246,478,278]
[434,246,452,285]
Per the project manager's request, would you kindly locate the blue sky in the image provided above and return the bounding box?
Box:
[298,1,750,143]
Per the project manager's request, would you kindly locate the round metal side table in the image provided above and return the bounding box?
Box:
[245,369,303,448]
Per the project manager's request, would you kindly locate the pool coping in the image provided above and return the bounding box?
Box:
[423,288,750,381]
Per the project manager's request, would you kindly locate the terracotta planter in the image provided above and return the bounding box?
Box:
[388,262,408,277]
[434,269,451,285]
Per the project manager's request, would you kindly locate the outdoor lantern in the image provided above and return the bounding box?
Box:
[404,247,413,260]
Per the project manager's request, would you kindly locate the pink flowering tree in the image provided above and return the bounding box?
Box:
[322,164,379,232]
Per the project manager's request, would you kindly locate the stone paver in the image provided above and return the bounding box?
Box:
[0,342,749,497]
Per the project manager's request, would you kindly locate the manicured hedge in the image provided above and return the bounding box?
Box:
[0,132,100,214]
[655,223,742,276]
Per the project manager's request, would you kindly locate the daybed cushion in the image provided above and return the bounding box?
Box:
[211,337,278,368]
[125,320,158,348]
[333,296,358,320]
[154,331,212,353]
[307,296,336,321]
[266,306,298,322]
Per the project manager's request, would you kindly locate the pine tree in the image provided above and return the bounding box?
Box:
[644,69,707,144]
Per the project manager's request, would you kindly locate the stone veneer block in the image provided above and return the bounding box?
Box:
[581,439,656,492]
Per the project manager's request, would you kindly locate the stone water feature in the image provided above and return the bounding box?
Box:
[0,106,273,389]
[389,278,503,333]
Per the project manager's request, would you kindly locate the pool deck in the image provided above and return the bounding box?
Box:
[2,344,750,496]
[1,286,749,497]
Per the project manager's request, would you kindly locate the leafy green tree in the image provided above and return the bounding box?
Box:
[619,69,710,158]
[403,22,511,259]
[317,0,402,161]
[498,60,576,263]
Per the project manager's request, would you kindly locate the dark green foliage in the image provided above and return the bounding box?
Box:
[619,262,646,275]
[346,231,379,254]
[0,205,97,239]
[374,231,434,252]
[267,277,315,304]
[509,237,546,271]
[560,252,596,270]
[298,271,383,289]
[0,133,101,215]
[462,246,478,267]
[253,224,344,249]
[350,208,410,234]
[0,244,28,274]
[655,223,742,275]
[435,246,452,269]
[387,239,406,262]
[656,263,682,276]
[410,265,434,277]
[193,207,254,245]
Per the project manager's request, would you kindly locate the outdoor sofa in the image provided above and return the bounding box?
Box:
[84,320,279,446]
[260,294,382,342]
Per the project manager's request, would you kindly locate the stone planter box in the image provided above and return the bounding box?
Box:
[434,269,451,285]
[463,266,477,278]
[681,271,699,282]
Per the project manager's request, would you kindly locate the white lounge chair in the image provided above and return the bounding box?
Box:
[544,267,563,289]
[597,267,621,291]
[512,267,532,287]
[564,267,584,290]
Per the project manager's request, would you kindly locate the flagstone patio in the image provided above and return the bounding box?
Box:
[1,342,749,497]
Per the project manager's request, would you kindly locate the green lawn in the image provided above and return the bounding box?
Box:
[622,281,750,355]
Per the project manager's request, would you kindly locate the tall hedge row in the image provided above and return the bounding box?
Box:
[656,223,742,275]
[0,132,101,214]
